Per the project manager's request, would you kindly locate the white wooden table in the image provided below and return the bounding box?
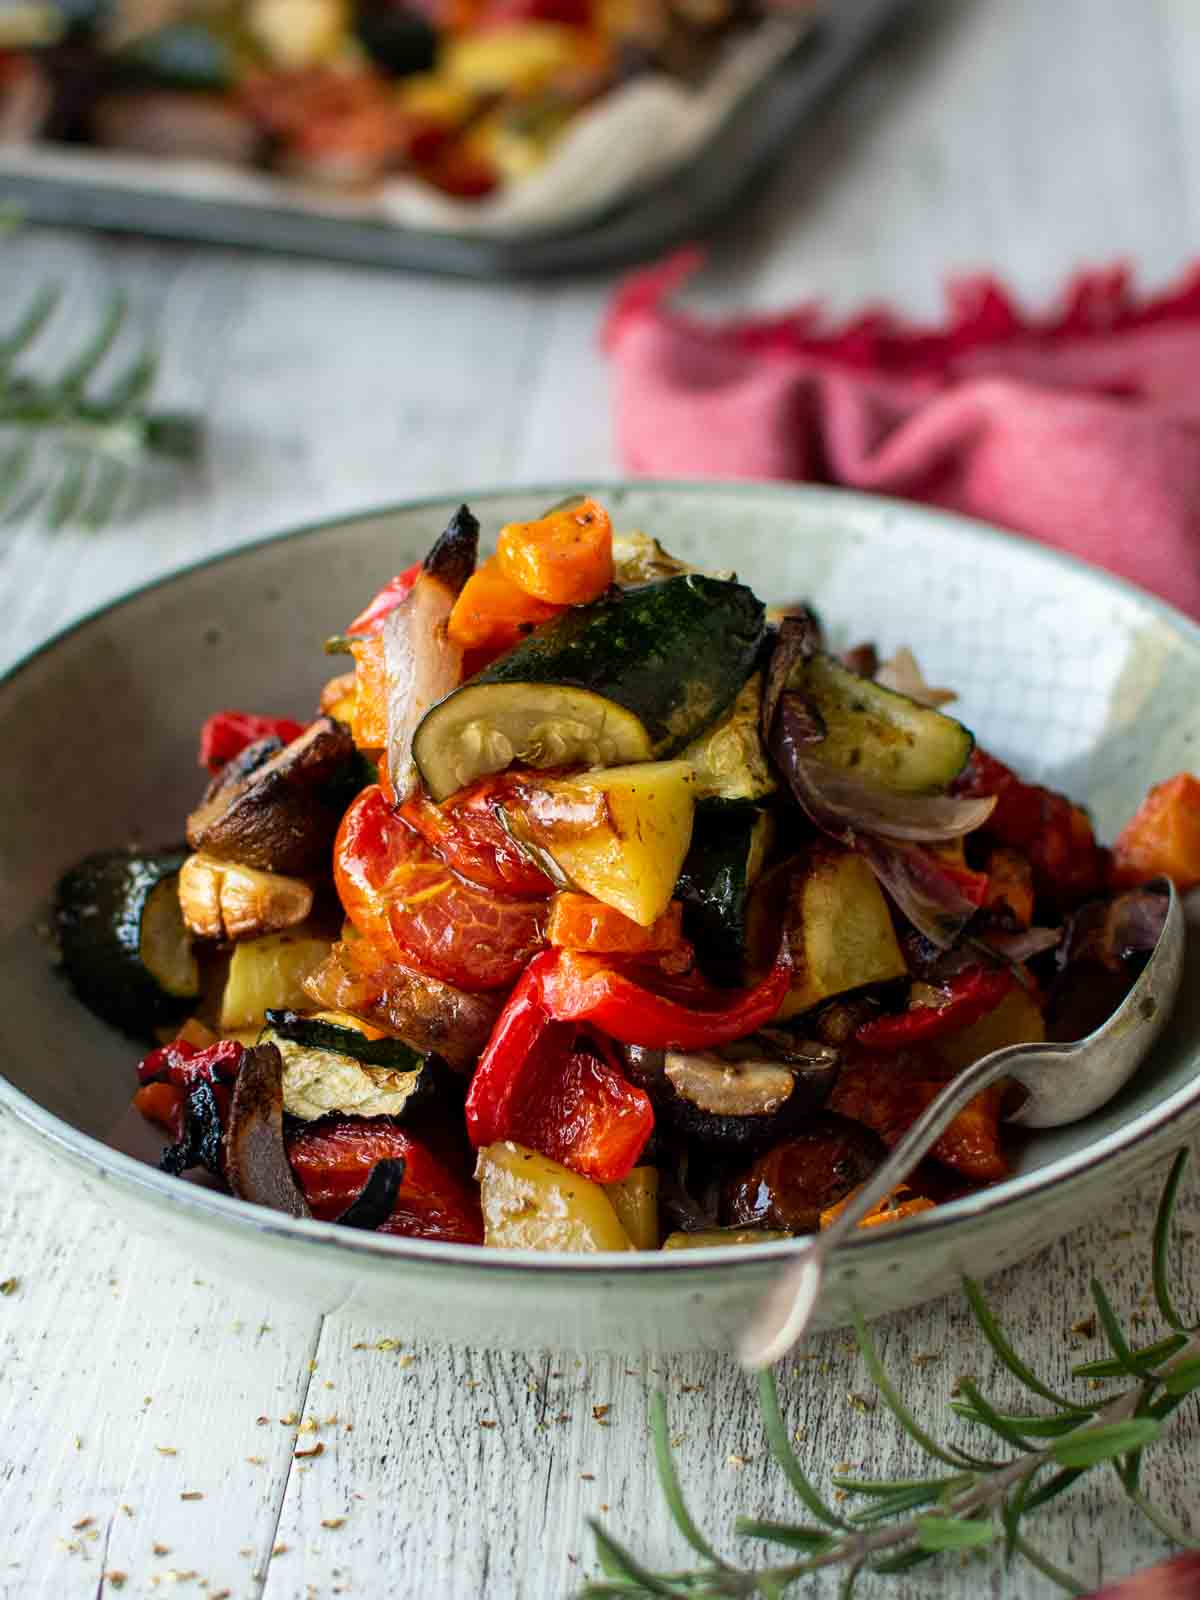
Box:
[2,3,1199,1594]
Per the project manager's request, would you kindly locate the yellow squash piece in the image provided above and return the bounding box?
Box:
[751,845,908,1021]
[604,1167,659,1250]
[219,930,333,1033]
[513,759,696,927]
[476,1142,634,1253]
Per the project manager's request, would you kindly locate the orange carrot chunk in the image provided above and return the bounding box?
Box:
[496,497,614,606]
[447,555,560,655]
[1111,772,1200,892]
[819,1184,937,1231]
[546,893,683,956]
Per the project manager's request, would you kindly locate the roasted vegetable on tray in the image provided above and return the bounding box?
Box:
[53,494,1191,1253]
[1,0,772,206]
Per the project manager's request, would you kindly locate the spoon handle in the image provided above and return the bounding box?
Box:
[739,1039,1040,1369]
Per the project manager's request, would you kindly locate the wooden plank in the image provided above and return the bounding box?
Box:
[0,238,551,674]
[0,1126,319,1598]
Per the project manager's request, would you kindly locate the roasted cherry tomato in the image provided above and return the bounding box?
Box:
[286,1117,484,1244]
[335,784,545,991]
[400,774,557,898]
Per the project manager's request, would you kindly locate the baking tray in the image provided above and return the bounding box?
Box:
[0,0,908,277]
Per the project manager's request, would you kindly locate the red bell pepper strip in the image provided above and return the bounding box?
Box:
[346,562,422,636]
[137,1037,246,1089]
[512,1037,653,1184]
[536,946,793,1051]
[854,965,1013,1050]
[464,954,568,1148]
[198,711,306,774]
[464,953,654,1181]
[286,1116,484,1245]
[954,748,1108,906]
[132,1080,186,1141]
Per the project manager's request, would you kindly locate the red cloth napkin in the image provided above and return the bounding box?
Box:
[604,251,1200,617]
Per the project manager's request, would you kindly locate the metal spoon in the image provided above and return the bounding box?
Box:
[739,877,1185,1369]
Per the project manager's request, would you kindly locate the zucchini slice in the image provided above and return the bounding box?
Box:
[260,1010,430,1123]
[414,574,765,798]
[263,1010,425,1071]
[682,673,776,802]
[786,653,973,793]
[506,759,697,927]
[55,849,200,1037]
[413,682,652,803]
[675,802,774,978]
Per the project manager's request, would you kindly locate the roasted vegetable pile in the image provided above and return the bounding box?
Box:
[54,496,1198,1252]
[0,0,760,200]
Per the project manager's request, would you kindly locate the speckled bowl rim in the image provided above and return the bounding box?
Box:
[3,479,1199,1279]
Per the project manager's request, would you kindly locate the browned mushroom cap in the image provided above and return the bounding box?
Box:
[224,1044,312,1218]
[187,716,356,876]
[623,1036,840,1155]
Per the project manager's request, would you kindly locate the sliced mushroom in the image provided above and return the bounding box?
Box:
[187,715,356,876]
[623,1035,839,1154]
[178,852,313,941]
[664,1052,797,1118]
[224,1043,312,1218]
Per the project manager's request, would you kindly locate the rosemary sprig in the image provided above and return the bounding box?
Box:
[0,276,202,528]
[582,1149,1199,1596]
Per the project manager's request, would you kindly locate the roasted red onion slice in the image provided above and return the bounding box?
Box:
[980,926,1063,963]
[761,612,823,742]
[383,506,478,805]
[857,834,985,949]
[225,1045,312,1218]
[773,695,996,842]
[1063,888,1169,974]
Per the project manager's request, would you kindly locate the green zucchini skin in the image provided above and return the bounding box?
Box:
[476,576,767,756]
[675,802,773,979]
[264,1010,427,1072]
[786,652,974,792]
[55,848,197,1038]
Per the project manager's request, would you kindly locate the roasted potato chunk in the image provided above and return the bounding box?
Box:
[477,1142,634,1252]
[750,846,908,1021]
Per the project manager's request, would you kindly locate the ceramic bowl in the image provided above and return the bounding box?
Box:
[2,482,1199,1353]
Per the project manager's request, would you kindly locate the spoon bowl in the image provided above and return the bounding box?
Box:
[741,877,1185,1368]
